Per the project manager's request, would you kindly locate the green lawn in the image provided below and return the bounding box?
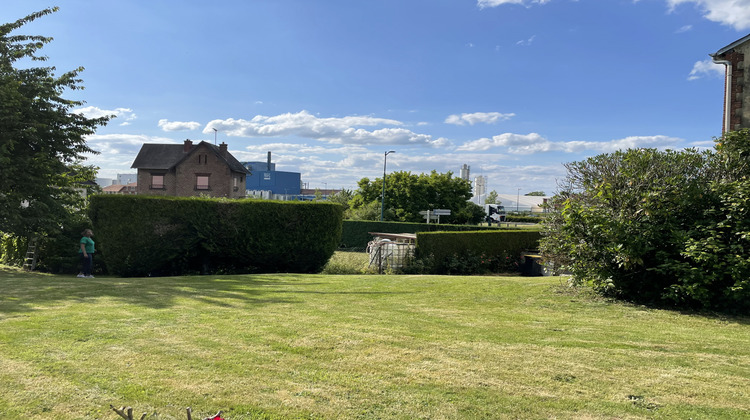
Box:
[1,266,748,419]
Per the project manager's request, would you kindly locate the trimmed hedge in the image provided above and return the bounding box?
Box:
[415,230,542,273]
[340,220,502,250]
[505,215,545,223]
[89,195,343,276]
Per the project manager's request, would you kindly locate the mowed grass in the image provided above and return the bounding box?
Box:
[0,265,749,419]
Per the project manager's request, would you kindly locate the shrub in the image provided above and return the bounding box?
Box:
[541,148,714,305]
[541,131,750,314]
[0,233,27,266]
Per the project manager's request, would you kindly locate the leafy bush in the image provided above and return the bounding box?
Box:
[659,179,750,312]
[541,130,750,314]
[0,233,27,266]
[541,148,713,305]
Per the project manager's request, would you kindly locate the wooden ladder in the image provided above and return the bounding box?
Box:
[22,238,38,271]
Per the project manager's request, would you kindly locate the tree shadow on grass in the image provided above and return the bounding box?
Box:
[550,282,750,326]
[0,268,411,315]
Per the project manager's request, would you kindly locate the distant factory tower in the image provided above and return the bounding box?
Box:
[460,164,470,181]
[473,175,487,205]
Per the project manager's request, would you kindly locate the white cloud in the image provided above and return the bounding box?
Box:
[73,106,137,126]
[82,133,179,177]
[667,0,750,30]
[158,119,202,132]
[204,110,449,147]
[478,0,750,30]
[477,0,551,8]
[516,35,536,46]
[456,133,683,154]
[689,140,717,149]
[675,24,693,33]
[445,112,516,125]
[688,58,725,80]
[86,133,178,145]
[457,133,548,153]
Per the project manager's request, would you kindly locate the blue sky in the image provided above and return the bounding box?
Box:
[4,0,749,195]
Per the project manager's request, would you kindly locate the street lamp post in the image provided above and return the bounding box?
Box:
[381,150,396,221]
[517,188,520,213]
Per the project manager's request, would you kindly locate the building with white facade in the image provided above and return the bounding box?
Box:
[473,175,487,205]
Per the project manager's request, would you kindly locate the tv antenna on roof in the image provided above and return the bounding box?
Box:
[213,128,218,145]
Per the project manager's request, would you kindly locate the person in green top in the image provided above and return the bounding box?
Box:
[78,229,95,278]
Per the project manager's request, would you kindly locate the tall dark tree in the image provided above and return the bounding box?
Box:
[0,8,109,237]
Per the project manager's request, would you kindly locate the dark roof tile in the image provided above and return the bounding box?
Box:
[131,141,250,174]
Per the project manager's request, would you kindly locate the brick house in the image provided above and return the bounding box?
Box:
[131,140,250,198]
[102,182,137,195]
[712,34,750,133]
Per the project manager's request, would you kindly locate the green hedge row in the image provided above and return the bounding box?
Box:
[89,195,343,276]
[415,230,542,273]
[340,220,502,249]
[505,215,545,223]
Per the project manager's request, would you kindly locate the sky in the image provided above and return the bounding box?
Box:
[4,0,750,196]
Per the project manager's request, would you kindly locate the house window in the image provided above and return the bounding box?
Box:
[196,174,210,190]
[150,174,165,189]
[198,154,209,164]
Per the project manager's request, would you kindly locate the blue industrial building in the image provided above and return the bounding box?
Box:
[243,152,301,198]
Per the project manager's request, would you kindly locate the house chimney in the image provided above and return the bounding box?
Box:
[267,151,272,168]
[219,142,228,157]
[183,139,193,152]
